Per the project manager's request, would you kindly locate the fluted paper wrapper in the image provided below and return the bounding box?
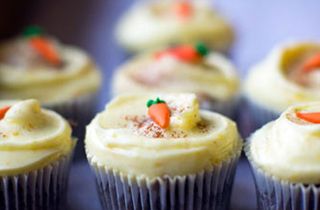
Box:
[245,97,280,130]
[44,93,98,136]
[245,141,320,210]
[88,150,241,210]
[0,147,75,210]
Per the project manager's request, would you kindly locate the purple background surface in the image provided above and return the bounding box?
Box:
[17,0,320,209]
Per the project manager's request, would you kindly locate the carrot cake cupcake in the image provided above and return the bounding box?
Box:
[0,26,102,128]
[244,41,320,128]
[115,0,234,53]
[112,43,240,117]
[246,102,320,210]
[0,99,76,209]
[85,93,242,210]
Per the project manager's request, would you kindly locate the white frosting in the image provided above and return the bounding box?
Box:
[0,38,101,104]
[250,102,320,183]
[0,99,73,175]
[112,52,239,102]
[115,1,234,52]
[245,42,320,113]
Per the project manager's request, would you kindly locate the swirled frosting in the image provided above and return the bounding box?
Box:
[86,93,241,179]
[0,99,74,175]
[112,51,239,102]
[250,102,320,183]
[0,38,101,105]
[115,1,234,52]
[245,42,320,113]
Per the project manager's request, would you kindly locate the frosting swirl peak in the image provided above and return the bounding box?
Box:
[0,99,74,175]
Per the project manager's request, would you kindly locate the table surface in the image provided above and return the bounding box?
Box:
[26,0,320,209]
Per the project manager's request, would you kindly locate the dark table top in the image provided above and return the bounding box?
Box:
[24,0,320,209]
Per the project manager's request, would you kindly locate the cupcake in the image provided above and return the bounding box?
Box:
[246,102,320,210]
[112,43,240,118]
[0,99,76,209]
[0,26,102,130]
[86,93,242,210]
[244,41,320,128]
[115,0,234,53]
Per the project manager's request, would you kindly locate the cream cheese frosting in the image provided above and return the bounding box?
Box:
[115,1,234,53]
[250,102,320,184]
[112,51,239,102]
[0,38,101,105]
[85,93,241,179]
[0,99,74,176]
[245,42,320,113]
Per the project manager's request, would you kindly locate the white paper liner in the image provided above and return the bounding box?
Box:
[245,97,280,130]
[245,141,320,210]
[0,146,75,210]
[88,148,241,210]
[200,96,239,120]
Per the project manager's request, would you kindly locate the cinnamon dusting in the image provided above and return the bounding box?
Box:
[169,105,188,114]
[123,114,209,139]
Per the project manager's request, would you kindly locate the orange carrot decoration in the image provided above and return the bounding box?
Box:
[147,98,171,128]
[155,42,209,64]
[302,53,320,73]
[0,106,10,120]
[30,37,61,66]
[296,111,320,124]
[23,26,61,66]
[155,45,197,61]
[171,45,200,62]
[174,1,193,19]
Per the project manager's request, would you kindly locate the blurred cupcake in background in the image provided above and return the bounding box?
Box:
[244,41,320,129]
[86,93,242,210]
[0,26,102,132]
[115,0,234,53]
[112,43,240,118]
[0,99,76,210]
[245,102,320,210]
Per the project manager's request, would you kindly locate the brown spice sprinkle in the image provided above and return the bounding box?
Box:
[0,132,8,139]
[124,115,146,127]
[197,121,210,133]
[124,114,210,138]
[169,105,187,114]
[137,120,166,138]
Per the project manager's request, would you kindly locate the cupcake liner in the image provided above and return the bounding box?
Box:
[87,148,241,210]
[245,141,320,210]
[200,96,240,120]
[0,144,75,210]
[245,97,280,130]
[44,93,98,136]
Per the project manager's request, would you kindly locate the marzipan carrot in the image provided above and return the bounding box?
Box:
[155,45,200,62]
[148,103,171,128]
[147,98,171,128]
[30,37,61,66]
[172,45,200,62]
[296,111,320,124]
[0,106,10,120]
[302,53,320,73]
[174,1,193,19]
